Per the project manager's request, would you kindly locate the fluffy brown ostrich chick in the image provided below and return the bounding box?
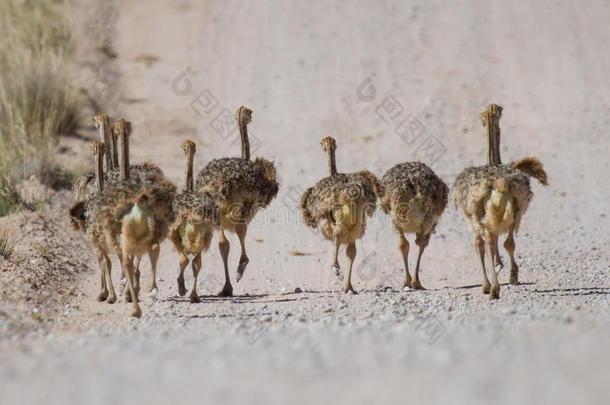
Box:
[70,125,175,317]
[300,136,380,294]
[195,106,278,296]
[169,140,221,303]
[378,162,448,290]
[452,104,548,299]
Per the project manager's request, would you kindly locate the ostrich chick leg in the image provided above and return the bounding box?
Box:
[125,256,141,303]
[475,236,491,294]
[102,252,116,304]
[485,232,500,299]
[148,243,160,297]
[343,242,357,294]
[332,237,343,281]
[235,224,249,283]
[398,231,412,288]
[177,252,189,297]
[218,230,233,297]
[123,255,141,318]
[97,253,109,302]
[493,240,504,269]
[412,232,430,290]
[190,252,202,303]
[504,225,518,285]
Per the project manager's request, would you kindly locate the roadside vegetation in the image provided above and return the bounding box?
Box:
[0,0,80,216]
[0,228,14,260]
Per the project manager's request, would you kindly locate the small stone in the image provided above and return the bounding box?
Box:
[502,307,517,315]
[294,287,303,293]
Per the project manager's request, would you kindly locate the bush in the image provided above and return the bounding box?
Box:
[0,0,80,216]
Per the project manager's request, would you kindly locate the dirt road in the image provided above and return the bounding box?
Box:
[2,1,609,404]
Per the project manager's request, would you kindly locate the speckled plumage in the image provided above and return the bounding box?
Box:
[104,118,177,247]
[379,162,448,235]
[169,190,220,254]
[301,172,378,242]
[72,173,96,201]
[451,104,548,299]
[71,177,175,258]
[70,118,177,316]
[169,140,223,301]
[300,136,379,293]
[451,164,531,236]
[89,176,175,317]
[105,162,165,184]
[169,189,221,301]
[195,156,278,229]
[192,106,278,296]
[72,116,167,202]
[86,179,175,255]
[70,140,124,305]
[72,163,166,202]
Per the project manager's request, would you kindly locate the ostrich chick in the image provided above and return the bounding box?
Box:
[452,104,548,299]
[301,136,380,293]
[378,162,448,289]
[79,124,174,317]
[69,141,118,303]
[169,140,221,303]
[195,106,278,296]
[111,119,176,300]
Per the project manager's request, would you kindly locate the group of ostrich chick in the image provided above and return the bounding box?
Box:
[69,103,548,317]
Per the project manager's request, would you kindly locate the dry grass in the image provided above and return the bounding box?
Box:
[0,0,80,216]
[0,229,14,260]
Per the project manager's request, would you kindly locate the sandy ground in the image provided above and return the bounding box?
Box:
[1,0,609,404]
